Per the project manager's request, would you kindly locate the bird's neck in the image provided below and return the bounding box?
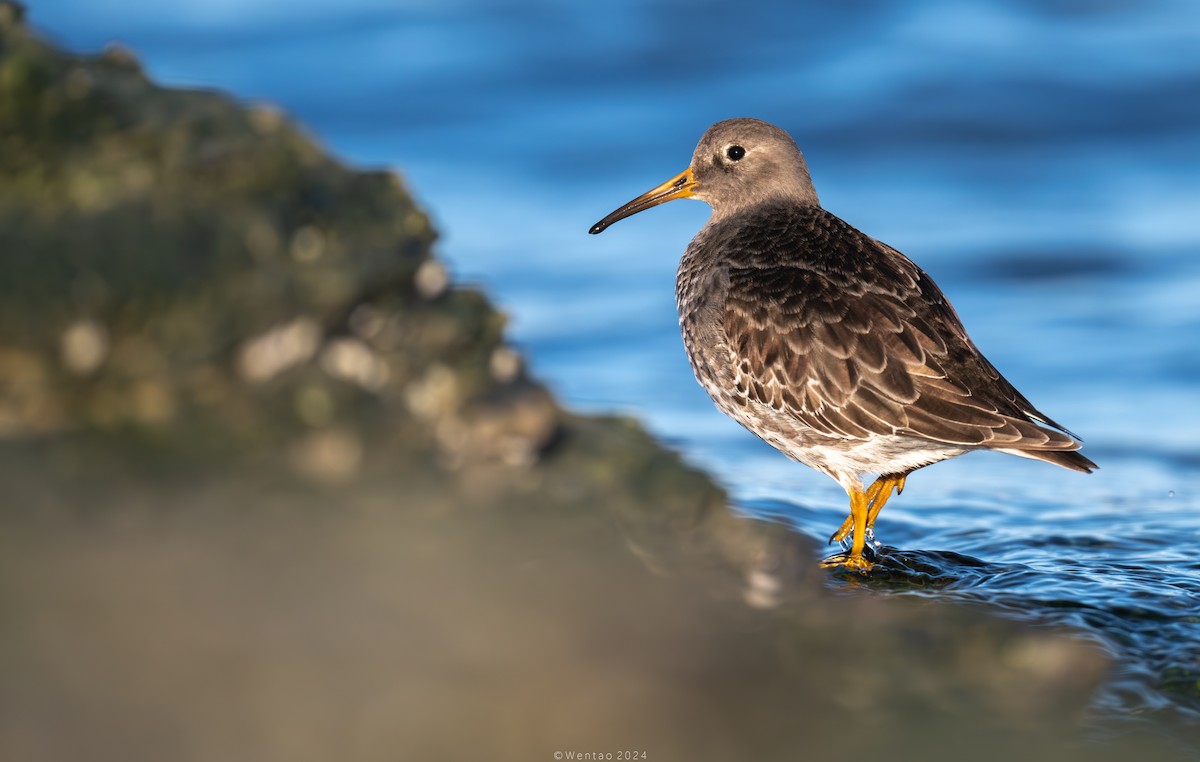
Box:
[709,191,821,225]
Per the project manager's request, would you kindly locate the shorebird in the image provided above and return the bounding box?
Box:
[589,118,1095,573]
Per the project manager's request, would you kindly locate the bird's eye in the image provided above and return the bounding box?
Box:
[726,145,746,161]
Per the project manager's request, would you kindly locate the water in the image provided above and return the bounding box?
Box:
[32,0,1200,724]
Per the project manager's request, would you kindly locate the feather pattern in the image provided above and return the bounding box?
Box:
[677,201,1095,476]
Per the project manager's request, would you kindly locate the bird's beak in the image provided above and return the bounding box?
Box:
[589,168,697,234]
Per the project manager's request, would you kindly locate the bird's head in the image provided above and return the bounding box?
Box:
[589,117,819,235]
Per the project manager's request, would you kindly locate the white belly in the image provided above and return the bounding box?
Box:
[721,397,972,493]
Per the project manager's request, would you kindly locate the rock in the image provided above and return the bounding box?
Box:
[0,0,552,479]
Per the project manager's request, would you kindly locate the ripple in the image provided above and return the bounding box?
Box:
[825,546,1002,590]
[740,468,1200,719]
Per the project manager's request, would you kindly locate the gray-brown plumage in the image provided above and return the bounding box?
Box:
[590,117,1095,573]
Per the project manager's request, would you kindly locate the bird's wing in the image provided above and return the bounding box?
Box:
[721,254,1080,450]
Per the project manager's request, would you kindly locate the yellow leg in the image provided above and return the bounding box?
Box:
[828,474,907,545]
[820,486,872,573]
[867,473,905,528]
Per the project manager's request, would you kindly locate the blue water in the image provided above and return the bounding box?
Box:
[34,0,1200,724]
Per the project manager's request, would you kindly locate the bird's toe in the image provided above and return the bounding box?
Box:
[820,552,875,575]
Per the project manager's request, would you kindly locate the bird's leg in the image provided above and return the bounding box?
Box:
[863,473,906,547]
[828,473,907,547]
[820,487,872,573]
[829,479,885,545]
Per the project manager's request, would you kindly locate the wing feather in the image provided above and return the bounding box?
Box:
[721,247,1081,452]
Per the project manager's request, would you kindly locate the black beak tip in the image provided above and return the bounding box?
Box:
[588,221,606,235]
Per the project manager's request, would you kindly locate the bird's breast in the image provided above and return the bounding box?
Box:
[676,238,734,396]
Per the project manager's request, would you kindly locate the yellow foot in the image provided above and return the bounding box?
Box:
[819,553,874,575]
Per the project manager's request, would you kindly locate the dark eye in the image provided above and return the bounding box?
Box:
[726,145,746,161]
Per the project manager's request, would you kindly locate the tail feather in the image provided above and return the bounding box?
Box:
[997,446,1097,474]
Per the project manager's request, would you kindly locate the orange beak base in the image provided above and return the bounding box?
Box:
[589,168,696,234]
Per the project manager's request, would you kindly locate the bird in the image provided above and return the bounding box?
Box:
[589,118,1096,574]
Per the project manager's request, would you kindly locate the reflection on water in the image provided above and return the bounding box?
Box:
[32,0,1200,722]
